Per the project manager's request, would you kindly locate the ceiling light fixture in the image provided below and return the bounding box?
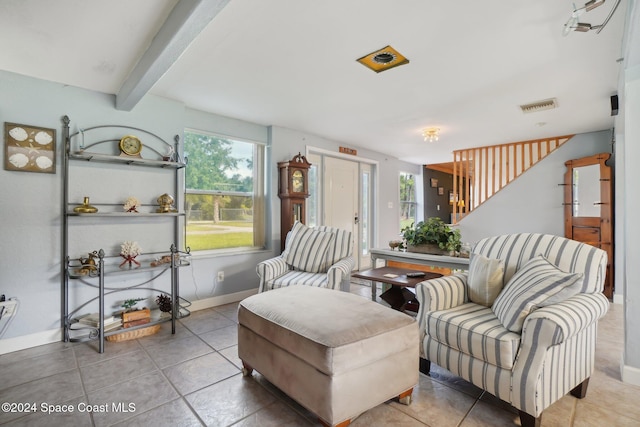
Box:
[563,0,621,36]
[357,45,409,73]
[422,128,440,142]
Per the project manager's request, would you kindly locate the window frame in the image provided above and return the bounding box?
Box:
[399,171,417,231]
[183,128,266,254]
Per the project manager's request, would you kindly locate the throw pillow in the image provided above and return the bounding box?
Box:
[467,253,505,307]
[283,221,335,273]
[491,254,584,333]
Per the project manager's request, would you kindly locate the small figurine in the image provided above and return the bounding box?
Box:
[76,251,98,275]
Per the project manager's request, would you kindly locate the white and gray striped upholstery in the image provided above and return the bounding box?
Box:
[282,221,335,273]
[256,224,354,293]
[415,233,609,420]
[492,254,584,333]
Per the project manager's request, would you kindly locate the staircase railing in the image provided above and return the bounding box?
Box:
[451,135,574,222]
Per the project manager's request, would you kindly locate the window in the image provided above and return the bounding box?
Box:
[184,129,265,252]
[399,172,416,230]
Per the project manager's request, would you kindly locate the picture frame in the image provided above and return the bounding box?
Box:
[449,190,458,205]
[430,178,438,188]
[438,187,444,196]
[4,122,56,173]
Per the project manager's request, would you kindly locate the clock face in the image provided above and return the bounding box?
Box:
[292,169,304,193]
[119,135,142,156]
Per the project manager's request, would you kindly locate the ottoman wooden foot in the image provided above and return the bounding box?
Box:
[398,388,413,405]
[319,419,350,427]
[241,361,253,376]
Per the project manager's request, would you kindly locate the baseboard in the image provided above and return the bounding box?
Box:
[621,360,640,387]
[187,288,257,311]
[613,292,624,305]
[0,288,258,355]
[0,328,62,355]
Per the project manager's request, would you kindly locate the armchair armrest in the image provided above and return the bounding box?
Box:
[415,273,468,346]
[415,273,469,313]
[511,292,609,415]
[256,256,290,293]
[327,256,355,290]
[523,292,609,344]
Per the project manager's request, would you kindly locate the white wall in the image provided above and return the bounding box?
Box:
[0,71,420,349]
[621,65,640,383]
[268,126,423,250]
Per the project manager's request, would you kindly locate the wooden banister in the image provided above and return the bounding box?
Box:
[451,135,574,222]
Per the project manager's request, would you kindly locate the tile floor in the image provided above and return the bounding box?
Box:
[0,283,638,427]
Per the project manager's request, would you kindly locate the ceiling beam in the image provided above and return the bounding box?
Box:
[116,0,230,111]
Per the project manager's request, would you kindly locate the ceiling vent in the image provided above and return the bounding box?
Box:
[519,98,558,114]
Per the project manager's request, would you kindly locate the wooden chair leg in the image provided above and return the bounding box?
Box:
[570,378,590,399]
[518,410,541,427]
[419,357,431,375]
[241,361,253,376]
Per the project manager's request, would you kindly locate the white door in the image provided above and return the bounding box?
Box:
[324,157,359,270]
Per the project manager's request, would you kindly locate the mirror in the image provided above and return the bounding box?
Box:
[572,164,601,217]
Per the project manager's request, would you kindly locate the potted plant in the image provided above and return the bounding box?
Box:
[120,297,151,323]
[401,217,462,255]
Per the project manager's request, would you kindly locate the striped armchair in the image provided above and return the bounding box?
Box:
[415,233,609,427]
[256,222,354,293]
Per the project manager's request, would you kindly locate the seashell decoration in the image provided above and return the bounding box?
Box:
[8,127,28,141]
[34,131,53,145]
[35,156,53,169]
[8,153,29,168]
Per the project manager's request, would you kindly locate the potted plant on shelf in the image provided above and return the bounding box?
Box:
[401,217,462,255]
[120,298,150,324]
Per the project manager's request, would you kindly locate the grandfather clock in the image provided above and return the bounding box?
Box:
[278,153,311,251]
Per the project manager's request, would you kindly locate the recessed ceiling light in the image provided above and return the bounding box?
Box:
[357,45,409,73]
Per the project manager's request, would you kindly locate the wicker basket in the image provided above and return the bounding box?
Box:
[106,324,161,342]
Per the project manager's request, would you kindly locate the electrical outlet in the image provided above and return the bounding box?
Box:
[0,300,18,319]
[217,271,224,282]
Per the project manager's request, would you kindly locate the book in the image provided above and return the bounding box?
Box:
[103,320,123,332]
[77,313,116,326]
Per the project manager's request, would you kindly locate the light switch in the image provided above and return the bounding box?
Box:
[388,202,393,209]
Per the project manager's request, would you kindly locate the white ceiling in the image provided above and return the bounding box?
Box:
[0,0,628,164]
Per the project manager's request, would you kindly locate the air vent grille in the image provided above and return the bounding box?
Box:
[519,98,558,114]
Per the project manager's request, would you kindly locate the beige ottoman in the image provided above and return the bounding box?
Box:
[238,286,418,427]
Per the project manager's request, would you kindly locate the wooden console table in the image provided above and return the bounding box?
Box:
[370,248,470,271]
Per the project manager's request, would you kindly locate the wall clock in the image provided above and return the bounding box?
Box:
[292,169,305,193]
